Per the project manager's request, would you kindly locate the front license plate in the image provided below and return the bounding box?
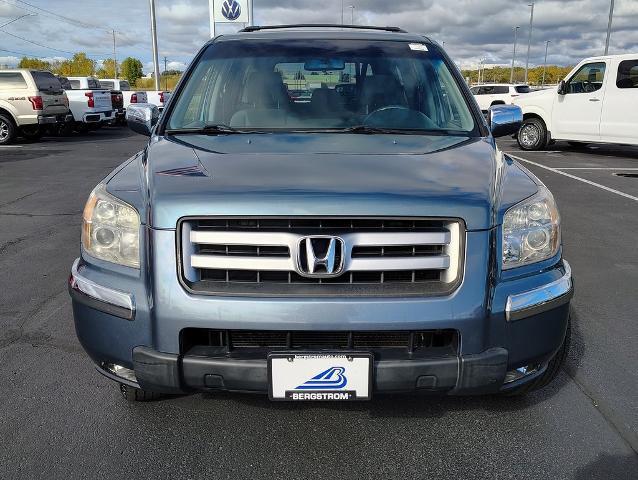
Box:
[268,352,372,401]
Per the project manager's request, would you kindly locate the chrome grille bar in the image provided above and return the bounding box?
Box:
[181,218,464,293]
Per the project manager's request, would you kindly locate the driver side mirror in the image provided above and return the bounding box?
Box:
[126,104,160,137]
[557,80,567,95]
[488,104,522,138]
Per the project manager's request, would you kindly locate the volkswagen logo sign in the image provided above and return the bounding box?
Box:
[221,0,241,21]
[296,236,345,278]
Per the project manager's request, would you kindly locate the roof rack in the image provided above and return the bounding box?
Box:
[240,24,406,33]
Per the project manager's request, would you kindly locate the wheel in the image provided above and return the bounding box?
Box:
[20,125,43,142]
[0,113,17,145]
[502,318,571,396]
[119,383,163,402]
[517,117,548,151]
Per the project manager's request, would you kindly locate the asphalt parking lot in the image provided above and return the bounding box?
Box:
[1,129,637,479]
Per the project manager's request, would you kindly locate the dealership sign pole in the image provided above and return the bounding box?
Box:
[210,0,251,38]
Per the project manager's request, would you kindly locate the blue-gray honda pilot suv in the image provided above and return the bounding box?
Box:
[69,25,573,402]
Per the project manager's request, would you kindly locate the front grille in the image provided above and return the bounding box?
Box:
[180,328,459,356]
[180,217,464,296]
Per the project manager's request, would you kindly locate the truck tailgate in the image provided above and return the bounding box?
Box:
[92,90,112,110]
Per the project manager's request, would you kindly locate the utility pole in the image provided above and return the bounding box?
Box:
[542,40,550,86]
[249,0,254,27]
[112,29,118,79]
[341,0,344,24]
[149,0,160,91]
[510,26,520,84]
[163,56,168,91]
[349,5,355,24]
[604,0,614,55]
[525,3,534,84]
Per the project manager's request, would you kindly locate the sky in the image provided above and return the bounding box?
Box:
[0,0,637,73]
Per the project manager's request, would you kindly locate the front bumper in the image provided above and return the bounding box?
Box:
[69,254,573,396]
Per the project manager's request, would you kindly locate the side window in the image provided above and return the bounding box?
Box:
[88,78,101,89]
[0,72,28,89]
[120,81,131,91]
[69,80,81,89]
[493,86,509,94]
[617,60,638,89]
[566,62,606,94]
[470,87,479,95]
[480,86,495,95]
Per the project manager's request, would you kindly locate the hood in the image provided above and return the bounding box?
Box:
[143,133,505,230]
[513,88,553,106]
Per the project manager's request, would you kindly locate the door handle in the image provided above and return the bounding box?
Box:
[589,98,601,102]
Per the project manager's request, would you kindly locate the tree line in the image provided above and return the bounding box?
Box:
[18,54,145,86]
[461,65,574,85]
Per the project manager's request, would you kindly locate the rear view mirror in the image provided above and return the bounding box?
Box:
[488,104,522,138]
[126,104,159,137]
[304,58,346,71]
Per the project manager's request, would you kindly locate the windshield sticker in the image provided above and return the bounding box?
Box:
[409,43,428,52]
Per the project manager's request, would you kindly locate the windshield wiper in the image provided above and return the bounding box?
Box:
[339,125,406,134]
[165,124,246,135]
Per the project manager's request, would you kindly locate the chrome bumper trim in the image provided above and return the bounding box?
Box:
[69,258,135,320]
[506,260,573,322]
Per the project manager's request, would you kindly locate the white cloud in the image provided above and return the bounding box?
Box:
[0,0,636,73]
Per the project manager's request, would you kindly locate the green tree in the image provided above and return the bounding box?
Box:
[56,53,96,76]
[120,57,144,86]
[96,58,117,79]
[18,57,51,70]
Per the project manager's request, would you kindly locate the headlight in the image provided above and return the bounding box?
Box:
[82,184,140,268]
[502,186,560,269]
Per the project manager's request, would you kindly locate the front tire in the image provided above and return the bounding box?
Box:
[0,113,17,145]
[119,383,163,402]
[517,117,548,151]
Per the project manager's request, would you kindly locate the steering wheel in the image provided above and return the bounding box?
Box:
[363,105,436,129]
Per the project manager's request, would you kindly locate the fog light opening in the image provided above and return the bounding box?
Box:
[504,364,541,384]
[104,363,138,383]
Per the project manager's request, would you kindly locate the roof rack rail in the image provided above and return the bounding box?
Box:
[240,24,406,33]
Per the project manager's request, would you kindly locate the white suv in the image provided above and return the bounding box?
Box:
[0,69,72,144]
[470,84,531,112]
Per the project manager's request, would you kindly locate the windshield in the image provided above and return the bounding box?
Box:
[166,39,476,134]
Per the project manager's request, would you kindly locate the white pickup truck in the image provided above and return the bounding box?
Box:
[97,79,148,109]
[145,90,171,111]
[62,76,115,131]
[514,53,638,150]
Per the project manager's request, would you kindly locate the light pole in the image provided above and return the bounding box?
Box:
[525,3,534,84]
[604,0,614,55]
[349,5,355,24]
[341,0,344,24]
[112,29,118,79]
[149,0,160,91]
[0,13,35,29]
[510,26,520,84]
[542,40,550,86]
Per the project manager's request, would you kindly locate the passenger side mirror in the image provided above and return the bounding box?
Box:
[488,104,522,138]
[557,80,567,95]
[126,104,159,137]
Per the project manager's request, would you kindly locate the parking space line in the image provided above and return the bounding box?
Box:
[508,153,638,203]
[557,167,638,170]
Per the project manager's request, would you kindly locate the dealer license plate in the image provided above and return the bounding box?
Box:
[268,352,372,401]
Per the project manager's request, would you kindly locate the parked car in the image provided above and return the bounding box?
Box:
[514,53,638,150]
[64,76,115,132]
[69,25,572,402]
[470,84,531,112]
[0,69,72,144]
[98,79,148,111]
